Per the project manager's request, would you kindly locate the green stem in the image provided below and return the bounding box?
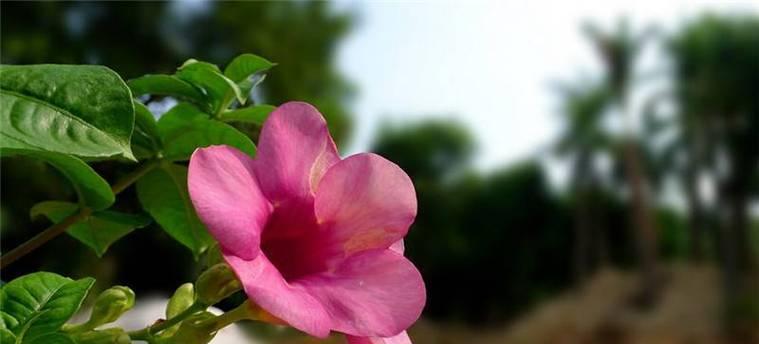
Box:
[204,301,253,332]
[0,207,92,269]
[111,159,159,194]
[128,302,207,341]
[0,160,160,269]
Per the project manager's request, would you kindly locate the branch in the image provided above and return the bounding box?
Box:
[0,160,159,269]
[127,302,207,341]
[111,160,159,194]
[0,207,92,269]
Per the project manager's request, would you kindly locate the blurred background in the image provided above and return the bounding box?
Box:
[1,1,758,343]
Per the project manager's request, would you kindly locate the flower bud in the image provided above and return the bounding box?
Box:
[71,328,130,344]
[167,283,195,319]
[162,311,217,344]
[195,263,240,305]
[88,286,135,328]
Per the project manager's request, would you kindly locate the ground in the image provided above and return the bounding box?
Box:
[406,264,757,344]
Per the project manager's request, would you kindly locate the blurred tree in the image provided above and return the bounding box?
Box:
[374,121,574,323]
[554,81,614,281]
[638,95,710,261]
[373,120,475,181]
[670,15,759,320]
[0,1,354,143]
[0,2,176,76]
[583,19,661,306]
[458,163,573,322]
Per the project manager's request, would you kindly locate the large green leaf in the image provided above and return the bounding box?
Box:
[0,150,113,210]
[131,101,162,159]
[1,327,15,344]
[127,74,206,104]
[219,105,275,126]
[0,65,134,159]
[0,272,94,344]
[176,60,243,114]
[158,103,255,161]
[31,201,151,257]
[25,332,74,344]
[69,329,128,344]
[136,164,214,256]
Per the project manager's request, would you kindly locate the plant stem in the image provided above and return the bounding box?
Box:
[128,302,207,341]
[204,301,254,332]
[111,159,159,194]
[0,160,159,269]
[0,207,92,269]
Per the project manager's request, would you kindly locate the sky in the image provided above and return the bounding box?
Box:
[336,0,759,174]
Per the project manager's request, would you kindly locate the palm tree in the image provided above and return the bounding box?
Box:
[583,19,661,306]
[639,94,711,261]
[554,80,613,281]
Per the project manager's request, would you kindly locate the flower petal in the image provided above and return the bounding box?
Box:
[346,331,412,344]
[298,250,426,337]
[315,153,417,256]
[224,253,332,338]
[188,145,270,260]
[389,240,405,255]
[254,101,340,204]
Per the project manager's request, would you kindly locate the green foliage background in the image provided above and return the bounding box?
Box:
[0,1,353,298]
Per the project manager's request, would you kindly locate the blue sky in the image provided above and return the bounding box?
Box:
[336,0,759,173]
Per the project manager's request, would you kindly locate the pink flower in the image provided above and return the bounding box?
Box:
[188,102,425,343]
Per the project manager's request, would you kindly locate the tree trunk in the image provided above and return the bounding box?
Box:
[719,181,742,319]
[592,194,610,267]
[684,162,705,261]
[572,152,593,282]
[623,139,660,307]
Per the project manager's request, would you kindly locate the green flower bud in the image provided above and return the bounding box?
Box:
[88,286,135,328]
[71,328,130,344]
[161,311,217,344]
[167,283,195,319]
[162,283,196,337]
[195,263,241,305]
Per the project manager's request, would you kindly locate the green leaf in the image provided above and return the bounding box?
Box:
[0,150,113,210]
[176,61,243,114]
[158,103,256,161]
[127,74,206,104]
[157,103,209,130]
[69,328,128,344]
[131,101,162,159]
[224,54,274,102]
[136,164,214,256]
[0,65,135,160]
[25,332,74,344]
[1,328,16,344]
[31,201,151,257]
[224,54,275,83]
[0,272,94,343]
[166,283,194,319]
[179,59,222,73]
[219,105,275,126]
